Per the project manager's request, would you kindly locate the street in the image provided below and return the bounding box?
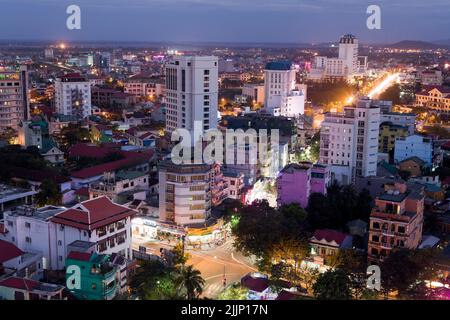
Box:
[132,237,257,298]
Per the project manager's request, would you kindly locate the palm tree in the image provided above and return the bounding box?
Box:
[175,265,205,300]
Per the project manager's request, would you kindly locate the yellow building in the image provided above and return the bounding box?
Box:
[415,86,450,113]
[378,122,408,153]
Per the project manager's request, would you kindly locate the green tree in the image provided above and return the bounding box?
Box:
[313,269,353,300]
[130,260,181,300]
[174,265,205,300]
[36,180,62,206]
[218,284,248,300]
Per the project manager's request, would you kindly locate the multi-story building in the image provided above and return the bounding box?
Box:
[220,113,295,185]
[0,65,29,132]
[378,122,409,154]
[319,97,381,184]
[263,61,305,117]
[89,170,149,204]
[124,76,165,98]
[394,134,433,165]
[3,198,136,271]
[368,182,424,263]
[380,112,416,135]
[0,277,65,300]
[17,118,64,165]
[242,83,265,105]
[418,69,443,86]
[159,160,212,226]
[65,251,117,300]
[165,56,218,144]
[276,162,330,208]
[415,86,450,113]
[54,73,91,119]
[309,34,366,81]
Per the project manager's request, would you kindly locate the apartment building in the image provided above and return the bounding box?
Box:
[0,65,29,132]
[378,122,409,154]
[394,134,433,166]
[276,162,330,208]
[54,73,91,119]
[159,160,213,226]
[368,182,424,264]
[319,97,381,184]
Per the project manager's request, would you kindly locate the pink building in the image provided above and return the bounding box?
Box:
[276,162,330,208]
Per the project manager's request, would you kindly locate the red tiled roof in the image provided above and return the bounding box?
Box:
[241,274,269,293]
[50,196,136,231]
[0,240,23,263]
[67,251,92,262]
[8,166,71,184]
[68,143,120,159]
[74,187,89,197]
[70,150,153,179]
[0,277,40,291]
[311,229,348,246]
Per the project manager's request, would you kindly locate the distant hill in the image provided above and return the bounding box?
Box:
[433,39,450,46]
[388,40,443,50]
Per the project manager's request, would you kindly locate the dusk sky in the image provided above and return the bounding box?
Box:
[1,0,449,44]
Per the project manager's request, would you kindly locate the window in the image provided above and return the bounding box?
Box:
[25,237,32,243]
[58,240,62,246]
[25,222,31,228]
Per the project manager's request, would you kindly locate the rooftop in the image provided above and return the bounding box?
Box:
[50,196,136,231]
[265,61,292,71]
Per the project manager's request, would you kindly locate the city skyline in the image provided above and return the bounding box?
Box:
[1,0,449,44]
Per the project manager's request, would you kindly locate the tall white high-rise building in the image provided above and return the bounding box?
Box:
[338,34,359,76]
[309,34,366,81]
[165,56,218,144]
[54,73,91,119]
[263,61,305,117]
[0,65,29,132]
[319,97,380,184]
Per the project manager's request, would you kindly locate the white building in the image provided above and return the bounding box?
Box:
[320,97,381,184]
[0,65,29,132]
[2,197,136,271]
[394,134,433,165]
[54,73,92,119]
[158,161,212,226]
[165,56,218,144]
[309,34,366,81]
[380,112,416,135]
[242,83,265,105]
[264,61,304,117]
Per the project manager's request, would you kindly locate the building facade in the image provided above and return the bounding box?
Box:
[320,97,381,182]
[378,122,409,154]
[415,86,450,113]
[368,182,424,263]
[276,162,330,208]
[0,65,29,132]
[54,73,92,119]
[165,56,218,144]
[394,134,433,165]
[159,161,212,226]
